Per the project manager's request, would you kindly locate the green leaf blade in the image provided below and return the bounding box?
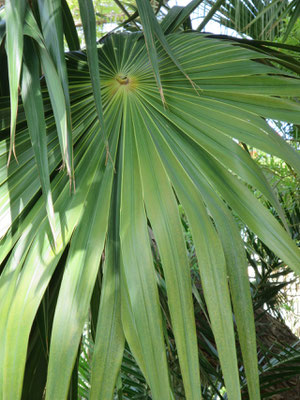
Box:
[90,149,125,400]
[38,0,73,180]
[138,102,242,400]
[21,36,56,240]
[132,98,201,400]
[5,0,26,163]
[61,0,80,51]
[78,0,106,137]
[119,97,171,400]
[0,124,105,400]
[45,111,120,400]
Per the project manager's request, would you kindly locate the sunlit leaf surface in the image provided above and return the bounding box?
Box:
[1,26,300,400]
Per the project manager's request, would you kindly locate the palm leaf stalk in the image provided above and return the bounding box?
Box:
[0,1,300,399]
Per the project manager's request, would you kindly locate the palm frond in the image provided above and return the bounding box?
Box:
[202,0,298,41]
[0,2,300,399]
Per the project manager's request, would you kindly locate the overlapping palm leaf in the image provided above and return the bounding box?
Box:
[1,4,300,399]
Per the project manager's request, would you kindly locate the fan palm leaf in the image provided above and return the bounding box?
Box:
[1,2,300,399]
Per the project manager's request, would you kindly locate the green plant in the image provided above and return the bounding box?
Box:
[0,1,300,399]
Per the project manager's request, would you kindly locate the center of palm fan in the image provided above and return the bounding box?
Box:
[116,75,130,85]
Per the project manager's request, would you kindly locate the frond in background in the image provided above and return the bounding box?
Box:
[201,0,300,41]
